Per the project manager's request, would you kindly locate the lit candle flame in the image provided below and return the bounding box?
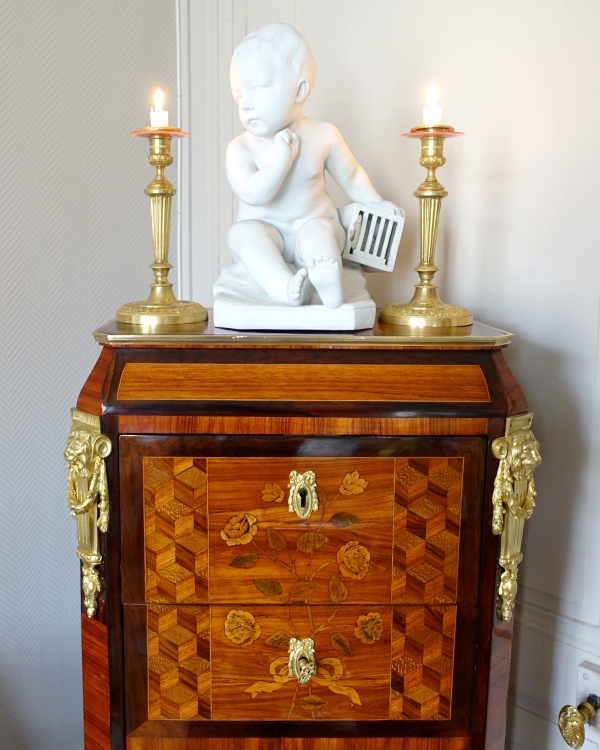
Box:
[153,89,164,112]
[427,84,438,109]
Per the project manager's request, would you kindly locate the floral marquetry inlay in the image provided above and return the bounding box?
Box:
[337,541,371,581]
[354,612,384,644]
[136,455,468,723]
[208,458,394,606]
[224,609,261,646]
[220,513,258,546]
[211,605,392,721]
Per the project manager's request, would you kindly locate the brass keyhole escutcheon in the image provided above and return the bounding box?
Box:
[299,489,308,509]
[558,695,600,748]
[288,637,317,684]
[288,471,319,520]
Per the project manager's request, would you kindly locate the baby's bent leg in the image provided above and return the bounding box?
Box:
[228,220,309,305]
[296,218,345,308]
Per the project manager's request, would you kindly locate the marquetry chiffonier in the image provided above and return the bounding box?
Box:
[65,318,542,750]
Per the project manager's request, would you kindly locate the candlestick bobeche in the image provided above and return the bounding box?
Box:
[379,124,472,328]
[116,126,207,327]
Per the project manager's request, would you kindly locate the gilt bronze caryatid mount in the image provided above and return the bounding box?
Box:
[491,413,542,621]
[64,408,112,618]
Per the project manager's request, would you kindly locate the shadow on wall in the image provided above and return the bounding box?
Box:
[0,668,27,749]
[504,335,586,750]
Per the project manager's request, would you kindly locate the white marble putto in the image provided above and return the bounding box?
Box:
[212,22,402,331]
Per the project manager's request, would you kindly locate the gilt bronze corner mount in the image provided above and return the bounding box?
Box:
[64,408,112,618]
[491,413,542,621]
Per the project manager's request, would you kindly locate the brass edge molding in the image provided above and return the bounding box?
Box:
[64,408,112,618]
[491,413,542,621]
[92,318,514,348]
[93,331,514,348]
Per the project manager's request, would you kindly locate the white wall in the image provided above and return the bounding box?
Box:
[0,2,177,748]
[181,1,600,748]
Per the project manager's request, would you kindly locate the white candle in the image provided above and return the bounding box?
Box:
[422,84,442,126]
[150,89,169,127]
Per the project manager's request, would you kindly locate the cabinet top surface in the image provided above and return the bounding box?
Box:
[93,315,513,350]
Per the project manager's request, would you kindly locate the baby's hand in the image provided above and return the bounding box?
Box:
[367,198,403,217]
[274,128,300,161]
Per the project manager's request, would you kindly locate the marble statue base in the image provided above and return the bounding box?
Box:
[213,262,376,331]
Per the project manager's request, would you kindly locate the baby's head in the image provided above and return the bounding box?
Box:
[231,24,317,137]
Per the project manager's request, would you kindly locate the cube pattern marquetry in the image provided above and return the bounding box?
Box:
[148,605,211,720]
[393,458,463,604]
[390,605,456,720]
[144,458,208,604]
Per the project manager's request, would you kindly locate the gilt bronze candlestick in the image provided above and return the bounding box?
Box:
[379,125,472,328]
[116,127,207,326]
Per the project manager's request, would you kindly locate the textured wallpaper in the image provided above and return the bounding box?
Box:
[0,1,177,748]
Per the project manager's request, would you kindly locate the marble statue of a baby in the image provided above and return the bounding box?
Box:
[213,23,400,329]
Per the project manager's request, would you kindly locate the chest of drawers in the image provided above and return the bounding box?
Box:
[68,319,531,750]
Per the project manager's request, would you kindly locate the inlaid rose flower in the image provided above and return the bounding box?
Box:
[220,512,258,546]
[224,609,261,646]
[354,612,383,645]
[337,540,370,580]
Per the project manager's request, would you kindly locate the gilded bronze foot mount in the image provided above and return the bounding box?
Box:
[117,127,207,327]
[379,125,472,328]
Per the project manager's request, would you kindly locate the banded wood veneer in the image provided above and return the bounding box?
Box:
[82,614,111,750]
[483,620,514,750]
[77,345,114,416]
[117,363,489,402]
[126,739,470,749]
[118,417,489,436]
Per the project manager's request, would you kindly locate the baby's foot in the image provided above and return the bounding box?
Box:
[307,256,343,308]
[287,267,311,306]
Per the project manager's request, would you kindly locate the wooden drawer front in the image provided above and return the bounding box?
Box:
[393,458,464,605]
[144,458,209,604]
[117,362,490,402]
[140,456,465,607]
[130,604,462,725]
[208,458,394,605]
[211,604,392,721]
